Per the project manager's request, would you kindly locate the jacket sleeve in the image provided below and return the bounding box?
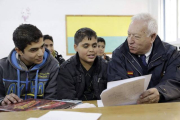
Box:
[44,65,59,100]
[107,51,128,81]
[155,50,180,102]
[0,66,5,104]
[57,66,77,100]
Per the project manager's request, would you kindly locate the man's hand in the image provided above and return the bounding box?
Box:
[137,88,160,104]
[1,93,23,106]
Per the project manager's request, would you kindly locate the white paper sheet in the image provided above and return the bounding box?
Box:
[97,100,104,107]
[73,103,96,109]
[27,111,102,120]
[27,118,37,120]
[100,74,151,106]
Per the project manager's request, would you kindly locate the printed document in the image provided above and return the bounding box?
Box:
[27,111,102,120]
[100,74,151,106]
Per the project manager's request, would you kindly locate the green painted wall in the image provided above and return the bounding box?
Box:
[67,36,127,54]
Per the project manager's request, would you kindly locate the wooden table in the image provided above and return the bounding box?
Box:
[1,101,180,120]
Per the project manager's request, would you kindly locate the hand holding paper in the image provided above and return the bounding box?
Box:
[100,74,151,106]
[137,88,160,104]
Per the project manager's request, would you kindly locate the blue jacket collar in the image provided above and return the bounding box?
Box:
[10,49,49,71]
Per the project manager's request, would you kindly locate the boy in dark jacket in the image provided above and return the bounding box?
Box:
[57,28,107,101]
[0,24,59,106]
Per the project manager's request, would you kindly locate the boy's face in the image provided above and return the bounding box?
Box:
[97,42,105,56]
[74,36,97,64]
[16,37,45,66]
[44,39,54,54]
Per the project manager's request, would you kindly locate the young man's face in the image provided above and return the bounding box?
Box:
[74,36,97,64]
[44,39,54,54]
[97,42,105,56]
[16,37,45,66]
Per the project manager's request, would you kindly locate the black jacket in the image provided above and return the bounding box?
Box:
[107,35,180,102]
[54,51,65,65]
[105,55,111,62]
[101,54,111,62]
[57,53,107,100]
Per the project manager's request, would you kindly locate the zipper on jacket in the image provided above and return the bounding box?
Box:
[128,52,142,69]
[149,53,157,61]
[97,78,101,96]
[25,72,29,99]
[148,56,162,68]
[122,53,142,76]
[97,78,101,90]
[98,78,101,83]
[97,78,100,89]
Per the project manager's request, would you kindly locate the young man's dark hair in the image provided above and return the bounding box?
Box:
[43,34,65,65]
[97,37,106,45]
[13,24,43,52]
[0,24,59,106]
[74,27,97,45]
[43,35,53,42]
[57,27,107,101]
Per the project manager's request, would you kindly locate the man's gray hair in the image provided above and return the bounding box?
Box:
[131,13,158,37]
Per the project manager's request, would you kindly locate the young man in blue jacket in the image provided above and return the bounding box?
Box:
[0,24,59,106]
[108,13,180,103]
[57,28,107,100]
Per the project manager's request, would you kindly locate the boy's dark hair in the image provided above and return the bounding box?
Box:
[74,27,97,45]
[43,35,53,42]
[13,24,43,52]
[97,37,106,45]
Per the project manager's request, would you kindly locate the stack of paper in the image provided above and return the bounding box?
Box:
[100,74,151,106]
[27,111,102,120]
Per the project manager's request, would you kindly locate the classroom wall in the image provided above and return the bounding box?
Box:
[0,0,159,60]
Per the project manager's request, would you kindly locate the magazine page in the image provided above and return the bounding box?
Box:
[0,98,77,112]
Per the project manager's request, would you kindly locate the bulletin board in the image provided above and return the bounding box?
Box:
[66,15,132,55]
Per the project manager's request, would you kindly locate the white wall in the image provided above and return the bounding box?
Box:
[0,0,159,60]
